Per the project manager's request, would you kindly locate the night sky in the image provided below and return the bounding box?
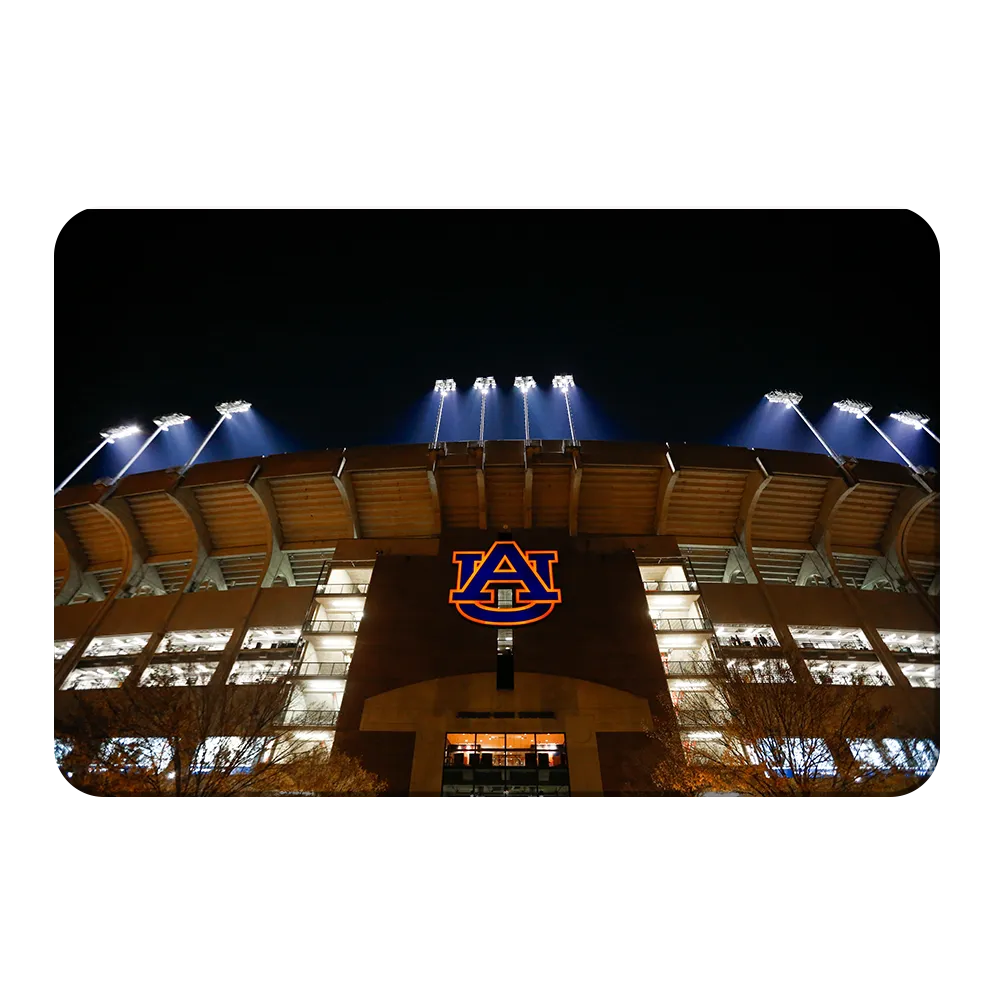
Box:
[54,210,940,486]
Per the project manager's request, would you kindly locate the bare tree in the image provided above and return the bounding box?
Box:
[56,668,386,796]
[648,659,937,796]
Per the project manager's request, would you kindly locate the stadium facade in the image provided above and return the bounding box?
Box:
[54,438,940,794]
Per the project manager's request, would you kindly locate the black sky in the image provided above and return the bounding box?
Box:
[54,209,939,474]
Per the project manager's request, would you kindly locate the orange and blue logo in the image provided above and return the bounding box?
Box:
[449,541,561,626]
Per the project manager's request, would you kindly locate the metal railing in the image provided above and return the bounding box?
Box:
[652,618,713,632]
[301,620,360,634]
[279,710,340,727]
[644,580,699,592]
[294,661,350,679]
[316,583,370,595]
[663,659,721,676]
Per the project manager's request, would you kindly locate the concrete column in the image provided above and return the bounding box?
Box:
[565,717,604,795]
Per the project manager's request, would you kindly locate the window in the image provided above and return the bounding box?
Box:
[241,626,301,650]
[54,639,75,660]
[99,737,173,773]
[228,659,295,684]
[714,624,779,647]
[807,660,892,685]
[140,662,217,686]
[747,738,838,778]
[191,737,272,774]
[82,633,152,657]
[848,738,938,776]
[789,626,871,651]
[442,733,570,796]
[61,664,132,690]
[877,630,939,656]
[900,661,939,688]
[156,629,232,654]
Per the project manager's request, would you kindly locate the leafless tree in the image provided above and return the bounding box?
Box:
[648,659,937,796]
[56,667,386,796]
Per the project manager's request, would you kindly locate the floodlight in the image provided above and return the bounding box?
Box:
[890,409,929,429]
[764,389,803,408]
[837,398,926,478]
[153,412,191,430]
[834,398,872,419]
[514,376,536,441]
[100,424,141,443]
[891,409,939,443]
[181,400,253,474]
[473,377,496,445]
[430,379,456,448]
[552,374,578,444]
[763,389,843,465]
[109,409,194,485]
[216,399,252,420]
[55,422,145,495]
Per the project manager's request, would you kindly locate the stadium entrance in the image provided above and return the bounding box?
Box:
[442,732,570,796]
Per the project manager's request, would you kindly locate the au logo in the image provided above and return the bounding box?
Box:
[449,541,561,626]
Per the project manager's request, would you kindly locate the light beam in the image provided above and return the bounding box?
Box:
[764,390,843,465]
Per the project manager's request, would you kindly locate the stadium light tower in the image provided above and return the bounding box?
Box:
[180,400,252,474]
[890,409,940,444]
[430,379,456,449]
[513,375,536,442]
[552,374,577,445]
[835,398,924,475]
[473,376,496,446]
[54,423,142,496]
[764,390,844,465]
[110,412,190,486]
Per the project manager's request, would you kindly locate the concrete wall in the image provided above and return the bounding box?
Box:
[698,583,773,624]
[169,590,256,630]
[851,590,939,632]
[54,603,101,641]
[359,672,655,795]
[99,594,176,636]
[766,585,860,626]
[338,529,668,734]
[248,587,315,627]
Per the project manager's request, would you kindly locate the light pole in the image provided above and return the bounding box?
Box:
[764,390,844,465]
[552,374,577,445]
[180,400,252,475]
[110,412,190,486]
[473,376,496,446]
[55,423,142,495]
[513,375,536,442]
[431,379,456,449]
[890,409,940,444]
[835,399,925,475]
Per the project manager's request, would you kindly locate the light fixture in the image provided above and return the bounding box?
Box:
[473,376,496,446]
[834,398,872,420]
[764,389,803,409]
[430,378,456,449]
[552,374,578,445]
[514,375,536,442]
[55,423,143,495]
[764,389,843,465]
[153,412,191,430]
[108,411,192,485]
[180,400,253,475]
[890,409,940,444]
[835,397,925,478]
[216,399,252,420]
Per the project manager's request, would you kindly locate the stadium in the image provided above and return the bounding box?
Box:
[53,384,940,795]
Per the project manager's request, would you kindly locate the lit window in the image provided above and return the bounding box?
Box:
[61,664,132,690]
[241,626,301,650]
[807,660,892,685]
[156,629,232,654]
[747,738,838,778]
[54,639,75,660]
[82,633,152,657]
[849,738,939,776]
[228,659,294,684]
[192,737,273,774]
[99,737,173,772]
[140,662,217,686]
